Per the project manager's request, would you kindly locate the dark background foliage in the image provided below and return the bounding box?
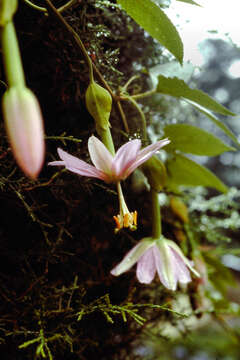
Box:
[0,1,171,359]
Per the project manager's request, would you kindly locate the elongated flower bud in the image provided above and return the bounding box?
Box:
[85,81,112,131]
[2,86,45,179]
[0,0,17,26]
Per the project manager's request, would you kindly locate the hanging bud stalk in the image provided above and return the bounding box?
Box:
[0,0,45,179]
[85,81,115,155]
[0,0,17,26]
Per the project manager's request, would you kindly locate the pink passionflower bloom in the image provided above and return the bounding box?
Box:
[48,135,170,183]
[111,237,200,291]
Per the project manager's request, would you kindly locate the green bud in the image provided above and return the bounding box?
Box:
[0,0,18,26]
[141,155,167,191]
[85,81,112,132]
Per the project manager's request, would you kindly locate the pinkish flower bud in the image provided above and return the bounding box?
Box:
[2,86,45,179]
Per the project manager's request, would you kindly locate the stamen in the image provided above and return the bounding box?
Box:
[114,182,138,233]
[113,215,121,231]
[113,210,137,233]
[123,213,131,227]
[133,210,137,226]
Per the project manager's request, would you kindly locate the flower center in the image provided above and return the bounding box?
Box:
[114,181,137,233]
[113,210,137,233]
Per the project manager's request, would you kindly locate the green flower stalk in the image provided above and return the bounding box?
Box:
[0,0,17,26]
[0,0,45,178]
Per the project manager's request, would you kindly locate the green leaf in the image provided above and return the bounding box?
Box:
[186,100,240,147]
[164,124,235,155]
[117,0,183,64]
[166,153,228,193]
[156,76,235,116]
[176,0,201,6]
[149,61,194,87]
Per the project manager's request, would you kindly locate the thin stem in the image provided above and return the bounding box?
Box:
[1,21,26,87]
[22,0,48,12]
[44,0,132,133]
[97,125,115,155]
[43,1,122,100]
[121,75,140,92]
[130,88,156,100]
[116,101,129,133]
[92,63,115,98]
[58,0,77,13]
[150,188,161,239]
[125,95,147,142]
[184,223,199,256]
[23,0,77,13]
[44,0,94,82]
[44,0,118,156]
[116,181,129,215]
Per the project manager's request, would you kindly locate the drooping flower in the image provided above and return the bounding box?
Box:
[48,135,170,184]
[111,236,200,290]
[2,86,45,179]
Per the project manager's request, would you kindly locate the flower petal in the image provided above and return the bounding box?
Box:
[170,248,191,285]
[125,138,170,177]
[88,136,113,173]
[167,240,200,278]
[49,148,106,180]
[111,237,154,276]
[153,243,177,291]
[48,160,65,166]
[112,139,141,178]
[136,247,156,284]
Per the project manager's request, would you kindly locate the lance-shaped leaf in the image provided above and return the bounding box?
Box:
[163,124,235,156]
[166,153,228,193]
[186,100,240,147]
[117,0,183,64]
[156,75,235,116]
